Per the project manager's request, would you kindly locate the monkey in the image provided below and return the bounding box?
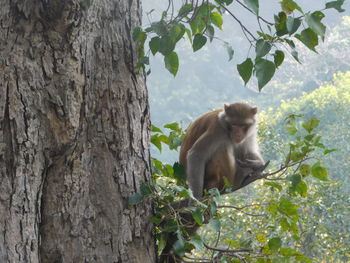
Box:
[159,102,267,263]
[179,102,266,198]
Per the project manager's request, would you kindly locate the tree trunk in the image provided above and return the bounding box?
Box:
[0,0,155,262]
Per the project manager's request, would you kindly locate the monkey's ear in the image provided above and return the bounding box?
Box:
[224,104,229,112]
[251,107,258,115]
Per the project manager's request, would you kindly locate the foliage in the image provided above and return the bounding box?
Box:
[257,72,350,261]
[133,0,345,89]
[129,115,334,262]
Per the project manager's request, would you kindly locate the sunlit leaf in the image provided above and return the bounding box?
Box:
[280,0,303,14]
[299,164,311,177]
[211,12,223,30]
[302,117,320,132]
[311,162,329,181]
[256,234,267,243]
[164,51,179,76]
[278,199,299,216]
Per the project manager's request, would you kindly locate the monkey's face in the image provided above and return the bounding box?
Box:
[223,102,257,143]
[230,122,253,143]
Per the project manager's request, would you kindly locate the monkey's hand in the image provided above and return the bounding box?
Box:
[237,159,270,172]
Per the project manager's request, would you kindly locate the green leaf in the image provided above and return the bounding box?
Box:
[296,256,313,263]
[280,217,291,232]
[291,50,300,63]
[163,219,178,232]
[149,37,160,55]
[302,117,320,132]
[211,12,223,30]
[151,124,163,133]
[295,28,319,52]
[256,234,267,243]
[243,0,259,15]
[164,51,179,76]
[278,199,299,216]
[158,233,167,254]
[264,181,282,191]
[267,201,278,215]
[237,58,253,85]
[192,34,207,52]
[305,11,326,39]
[189,235,205,252]
[128,192,143,205]
[192,208,204,225]
[280,0,303,14]
[255,39,272,58]
[170,24,186,43]
[273,50,285,68]
[224,42,234,61]
[286,16,301,35]
[151,134,162,152]
[268,237,282,252]
[255,58,276,90]
[210,202,217,216]
[173,162,186,182]
[299,164,311,177]
[296,180,307,197]
[178,3,193,17]
[324,148,337,155]
[206,25,215,42]
[132,27,146,43]
[159,35,175,56]
[280,247,302,256]
[164,122,180,130]
[209,218,221,231]
[151,216,163,225]
[285,119,298,135]
[325,0,345,12]
[173,239,186,256]
[311,162,329,181]
[185,28,192,44]
[140,183,153,196]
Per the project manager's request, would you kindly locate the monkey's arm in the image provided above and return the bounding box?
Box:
[186,132,224,199]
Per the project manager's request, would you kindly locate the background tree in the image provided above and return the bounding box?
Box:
[0,0,155,262]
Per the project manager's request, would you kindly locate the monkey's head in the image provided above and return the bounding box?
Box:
[222,102,258,143]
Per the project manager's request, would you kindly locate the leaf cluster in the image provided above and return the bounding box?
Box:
[133,0,345,90]
[129,114,334,262]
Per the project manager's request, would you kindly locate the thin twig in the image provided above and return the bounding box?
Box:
[236,0,274,25]
[204,243,253,253]
[220,4,257,41]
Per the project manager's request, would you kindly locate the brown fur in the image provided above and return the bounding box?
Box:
[179,109,238,193]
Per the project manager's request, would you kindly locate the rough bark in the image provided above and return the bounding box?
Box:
[0,0,155,262]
